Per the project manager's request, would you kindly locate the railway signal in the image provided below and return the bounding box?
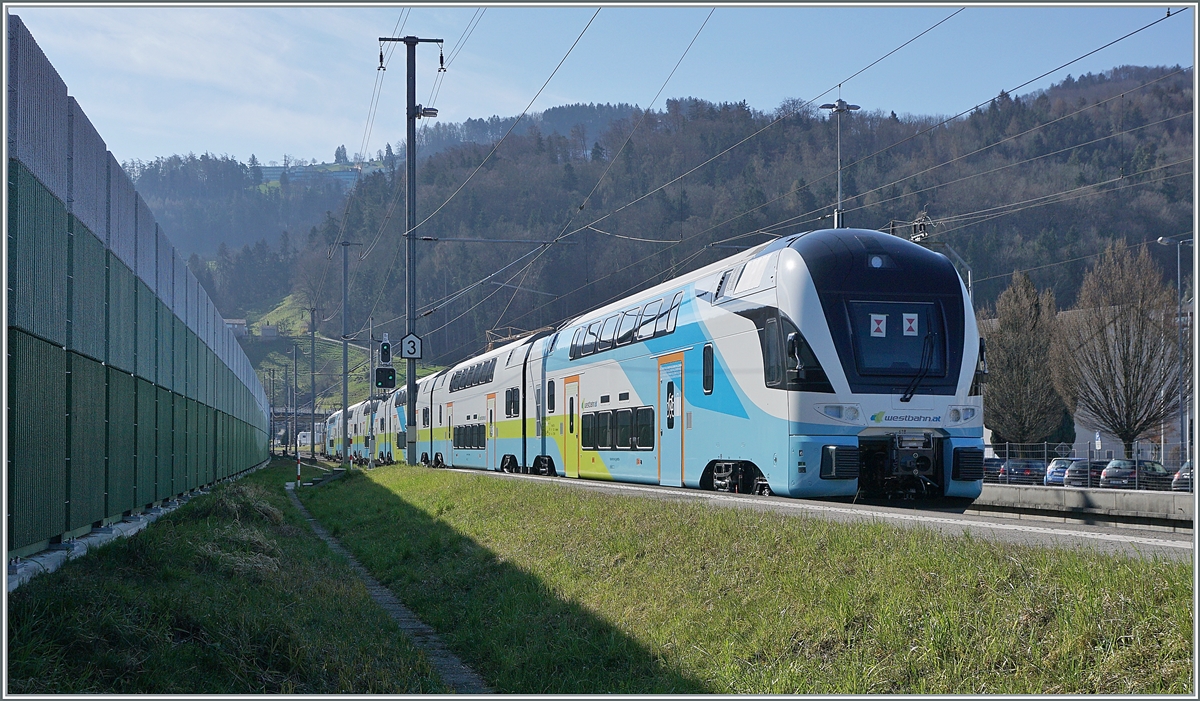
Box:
[375,367,396,389]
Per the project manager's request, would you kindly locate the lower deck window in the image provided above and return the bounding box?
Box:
[580,407,655,450]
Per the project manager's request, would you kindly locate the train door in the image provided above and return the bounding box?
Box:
[487,394,497,470]
[564,378,580,478]
[445,403,453,467]
[658,354,684,487]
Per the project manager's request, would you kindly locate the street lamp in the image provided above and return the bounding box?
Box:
[818,95,859,228]
[1157,235,1193,463]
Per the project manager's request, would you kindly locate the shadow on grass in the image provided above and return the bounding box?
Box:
[299,470,710,694]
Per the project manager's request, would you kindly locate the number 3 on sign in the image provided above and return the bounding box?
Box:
[400,333,422,359]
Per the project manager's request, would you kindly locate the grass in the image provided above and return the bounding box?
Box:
[6,459,445,694]
[299,464,1194,694]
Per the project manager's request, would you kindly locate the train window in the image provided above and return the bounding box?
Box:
[703,343,714,394]
[487,358,497,382]
[504,389,512,416]
[763,318,784,387]
[597,315,619,352]
[595,411,612,449]
[634,407,655,450]
[439,405,443,424]
[547,380,556,413]
[637,300,662,340]
[583,322,601,355]
[616,308,640,345]
[569,328,584,359]
[614,409,632,448]
[665,292,684,334]
[569,397,575,434]
[450,371,459,391]
[581,413,595,449]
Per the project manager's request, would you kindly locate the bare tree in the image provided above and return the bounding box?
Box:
[1051,245,1184,457]
[983,272,1066,447]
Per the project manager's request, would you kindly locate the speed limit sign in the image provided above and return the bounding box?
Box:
[400,333,422,359]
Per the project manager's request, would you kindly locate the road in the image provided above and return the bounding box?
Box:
[451,468,1194,561]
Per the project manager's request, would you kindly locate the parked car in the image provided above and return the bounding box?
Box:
[983,457,1005,483]
[1063,460,1109,488]
[999,459,1047,485]
[1043,457,1084,486]
[1099,459,1173,490]
[1172,461,1192,492]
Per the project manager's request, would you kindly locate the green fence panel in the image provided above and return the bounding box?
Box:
[107,255,136,373]
[68,220,106,363]
[7,329,66,551]
[106,367,136,515]
[156,386,173,501]
[173,393,186,496]
[7,160,67,347]
[173,316,185,395]
[67,351,106,531]
[157,302,173,396]
[135,281,156,384]
[186,398,198,490]
[135,378,156,507]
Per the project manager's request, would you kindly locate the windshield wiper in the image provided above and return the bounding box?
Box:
[900,332,934,403]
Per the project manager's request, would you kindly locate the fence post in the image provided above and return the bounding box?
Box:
[1134,439,1139,489]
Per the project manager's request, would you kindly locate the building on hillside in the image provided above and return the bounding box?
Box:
[225,319,248,338]
[260,323,278,339]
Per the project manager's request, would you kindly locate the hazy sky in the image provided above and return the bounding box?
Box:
[8,3,1196,166]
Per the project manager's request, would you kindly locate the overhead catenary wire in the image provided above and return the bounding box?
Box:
[387,7,1188,363]
[413,6,962,345]
[349,8,594,339]
[484,7,716,332]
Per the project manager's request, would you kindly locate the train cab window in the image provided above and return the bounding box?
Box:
[547,380,556,413]
[665,292,684,334]
[581,413,595,449]
[597,315,619,352]
[595,411,613,449]
[616,308,640,345]
[703,343,714,394]
[583,322,601,356]
[633,407,655,450]
[637,300,662,340]
[614,409,632,448]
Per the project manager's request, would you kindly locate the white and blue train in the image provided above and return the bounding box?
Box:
[341,227,986,499]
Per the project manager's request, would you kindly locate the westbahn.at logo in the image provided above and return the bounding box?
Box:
[871,412,942,423]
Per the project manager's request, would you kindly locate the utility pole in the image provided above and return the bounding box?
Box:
[340,240,361,468]
[818,94,859,228]
[269,368,275,456]
[368,315,375,470]
[1158,235,1193,463]
[380,33,442,465]
[293,343,299,473]
[309,306,317,460]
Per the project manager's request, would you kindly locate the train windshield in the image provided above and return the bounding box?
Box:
[846,301,946,376]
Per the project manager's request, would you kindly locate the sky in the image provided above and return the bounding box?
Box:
[6,3,1197,167]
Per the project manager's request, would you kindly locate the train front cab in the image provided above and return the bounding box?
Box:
[771,229,985,500]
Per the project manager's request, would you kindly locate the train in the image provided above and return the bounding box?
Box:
[326,227,986,499]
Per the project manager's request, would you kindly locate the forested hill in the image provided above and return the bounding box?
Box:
[168,65,1191,367]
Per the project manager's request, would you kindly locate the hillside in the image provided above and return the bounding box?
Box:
[156,65,1192,368]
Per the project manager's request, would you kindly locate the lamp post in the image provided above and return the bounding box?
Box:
[1157,235,1193,463]
[818,95,859,228]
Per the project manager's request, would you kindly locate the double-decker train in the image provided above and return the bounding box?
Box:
[328,227,986,499]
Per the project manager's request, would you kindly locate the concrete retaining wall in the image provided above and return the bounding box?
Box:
[976,484,1194,523]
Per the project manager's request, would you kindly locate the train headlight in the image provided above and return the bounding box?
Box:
[946,405,977,425]
[817,403,864,425]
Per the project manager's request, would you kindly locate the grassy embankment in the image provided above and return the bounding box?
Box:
[241,294,446,415]
[299,464,1194,694]
[6,459,444,694]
